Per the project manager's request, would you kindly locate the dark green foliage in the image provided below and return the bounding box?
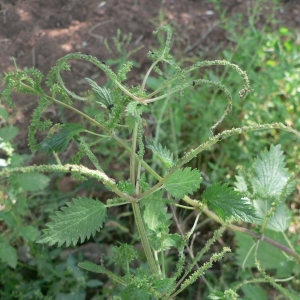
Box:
[203,183,256,222]
[39,123,84,154]
[146,138,177,168]
[85,77,114,109]
[112,244,138,268]
[37,197,107,247]
[164,167,202,199]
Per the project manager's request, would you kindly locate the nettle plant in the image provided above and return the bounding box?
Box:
[1,26,300,299]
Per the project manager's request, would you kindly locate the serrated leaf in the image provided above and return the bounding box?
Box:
[253,200,291,231]
[125,114,136,133]
[120,285,150,300]
[147,139,176,168]
[153,278,174,293]
[267,204,291,231]
[86,77,114,109]
[39,123,84,154]
[125,101,142,116]
[203,183,256,222]
[36,197,107,247]
[142,194,170,231]
[0,240,17,268]
[234,174,248,192]
[9,172,50,191]
[164,167,202,199]
[234,145,294,231]
[0,126,18,142]
[251,144,293,198]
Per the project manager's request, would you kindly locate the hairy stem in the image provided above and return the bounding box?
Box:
[131,202,159,275]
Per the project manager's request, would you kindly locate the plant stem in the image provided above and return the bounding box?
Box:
[129,114,159,274]
[203,207,300,264]
[131,202,159,275]
[130,122,138,186]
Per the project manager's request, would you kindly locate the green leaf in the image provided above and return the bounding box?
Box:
[142,194,170,231]
[150,233,183,252]
[203,183,256,222]
[234,174,248,192]
[234,145,294,231]
[241,284,268,300]
[125,114,136,133]
[120,285,150,300]
[37,197,107,246]
[112,243,138,267]
[86,77,114,109]
[146,139,177,168]
[10,154,31,167]
[66,255,85,282]
[117,180,135,195]
[79,261,107,274]
[0,239,18,268]
[86,279,103,288]
[153,278,174,293]
[253,200,291,231]
[79,261,126,285]
[251,144,293,198]
[235,230,295,275]
[0,107,9,121]
[9,172,50,192]
[125,101,143,116]
[0,126,18,142]
[39,123,84,154]
[164,167,202,199]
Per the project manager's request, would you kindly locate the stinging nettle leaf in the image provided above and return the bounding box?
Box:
[36,197,107,247]
[120,284,150,300]
[85,77,114,109]
[234,145,294,231]
[164,167,202,199]
[146,138,177,168]
[253,199,291,232]
[203,183,256,222]
[251,144,294,199]
[142,193,170,231]
[39,123,84,154]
